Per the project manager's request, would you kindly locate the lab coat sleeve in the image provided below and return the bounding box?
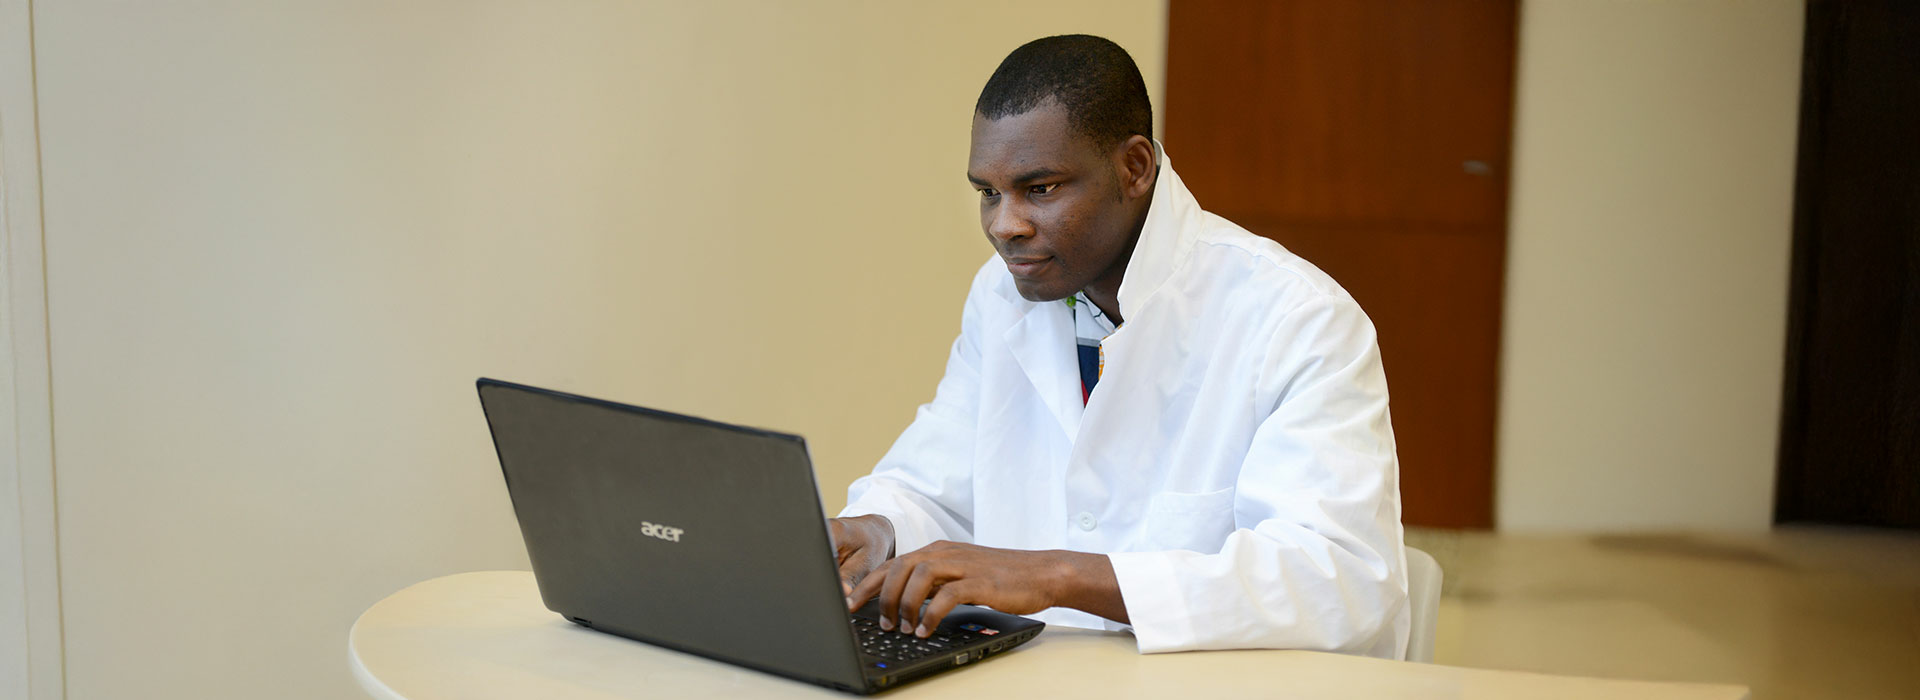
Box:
[1107,294,1408,657]
[836,263,992,554]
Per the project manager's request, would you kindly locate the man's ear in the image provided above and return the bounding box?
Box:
[1115,134,1157,199]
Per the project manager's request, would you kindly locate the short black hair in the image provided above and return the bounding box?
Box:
[975,35,1153,149]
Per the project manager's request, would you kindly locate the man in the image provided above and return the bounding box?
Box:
[833,34,1408,659]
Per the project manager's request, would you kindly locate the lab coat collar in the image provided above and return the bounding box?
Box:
[1115,141,1203,322]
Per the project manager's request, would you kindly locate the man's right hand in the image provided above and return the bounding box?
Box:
[828,514,896,595]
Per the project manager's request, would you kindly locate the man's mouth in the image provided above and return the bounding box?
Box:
[1004,256,1052,278]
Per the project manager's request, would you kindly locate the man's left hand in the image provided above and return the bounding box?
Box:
[844,540,1126,637]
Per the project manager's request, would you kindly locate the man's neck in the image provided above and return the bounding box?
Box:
[1082,284,1123,326]
[1082,200,1152,324]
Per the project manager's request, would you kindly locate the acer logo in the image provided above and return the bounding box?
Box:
[641,521,685,543]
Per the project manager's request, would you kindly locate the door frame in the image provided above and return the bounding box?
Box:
[1,0,66,696]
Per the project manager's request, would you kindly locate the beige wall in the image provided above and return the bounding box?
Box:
[1496,0,1805,531]
[29,2,1165,699]
[16,0,1815,695]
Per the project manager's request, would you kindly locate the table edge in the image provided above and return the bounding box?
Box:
[348,571,1757,700]
[349,597,416,700]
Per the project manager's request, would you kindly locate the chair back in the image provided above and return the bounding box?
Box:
[1404,546,1443,663]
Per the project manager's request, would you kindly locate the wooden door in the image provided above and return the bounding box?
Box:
[1166,0,1518,528]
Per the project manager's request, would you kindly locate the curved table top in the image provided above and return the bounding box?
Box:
[350,571,1750,699]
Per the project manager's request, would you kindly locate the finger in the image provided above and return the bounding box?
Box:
[918,582,972,637]
[847,557,890,612]
[896,560,944,634]
[855,545,893,595]
[828,519,852,561]
[875,555,917,631]
[838,551,869,595]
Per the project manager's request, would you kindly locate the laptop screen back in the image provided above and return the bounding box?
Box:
[477,379,866,689]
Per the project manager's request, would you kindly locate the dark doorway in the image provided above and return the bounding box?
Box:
[1775,1,1920,529]
[1165,0,1518,528]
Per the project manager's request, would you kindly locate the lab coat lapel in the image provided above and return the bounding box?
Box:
[1003,301,1082,441]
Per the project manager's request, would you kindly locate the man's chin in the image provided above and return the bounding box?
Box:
[1012,279,1073,303]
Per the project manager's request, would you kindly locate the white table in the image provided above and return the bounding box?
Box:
[350,571,1751,699]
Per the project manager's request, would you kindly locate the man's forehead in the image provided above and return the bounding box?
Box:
[968,105,1091,179]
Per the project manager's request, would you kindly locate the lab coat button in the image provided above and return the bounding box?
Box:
[1075,512,1097,531]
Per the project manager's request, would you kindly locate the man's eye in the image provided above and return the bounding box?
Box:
[1030,183,1059,195]
[978,188,1000,199]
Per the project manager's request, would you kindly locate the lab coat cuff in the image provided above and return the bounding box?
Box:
[837,498,940,555]
[1108,551,1198,654]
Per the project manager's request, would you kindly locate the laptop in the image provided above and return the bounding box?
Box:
[476,378,1045,694]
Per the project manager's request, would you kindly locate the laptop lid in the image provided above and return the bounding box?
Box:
[476,378,869,691]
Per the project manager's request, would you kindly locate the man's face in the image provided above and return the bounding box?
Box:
[968,102,1138,303]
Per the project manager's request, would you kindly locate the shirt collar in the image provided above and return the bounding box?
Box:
[1067,291,1118,338]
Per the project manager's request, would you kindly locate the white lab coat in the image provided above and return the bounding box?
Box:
[840,148,1409,659]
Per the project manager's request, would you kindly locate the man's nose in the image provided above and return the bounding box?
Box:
[986,202,1035,244]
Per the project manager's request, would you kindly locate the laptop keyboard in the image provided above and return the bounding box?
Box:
[852,615,986,664]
